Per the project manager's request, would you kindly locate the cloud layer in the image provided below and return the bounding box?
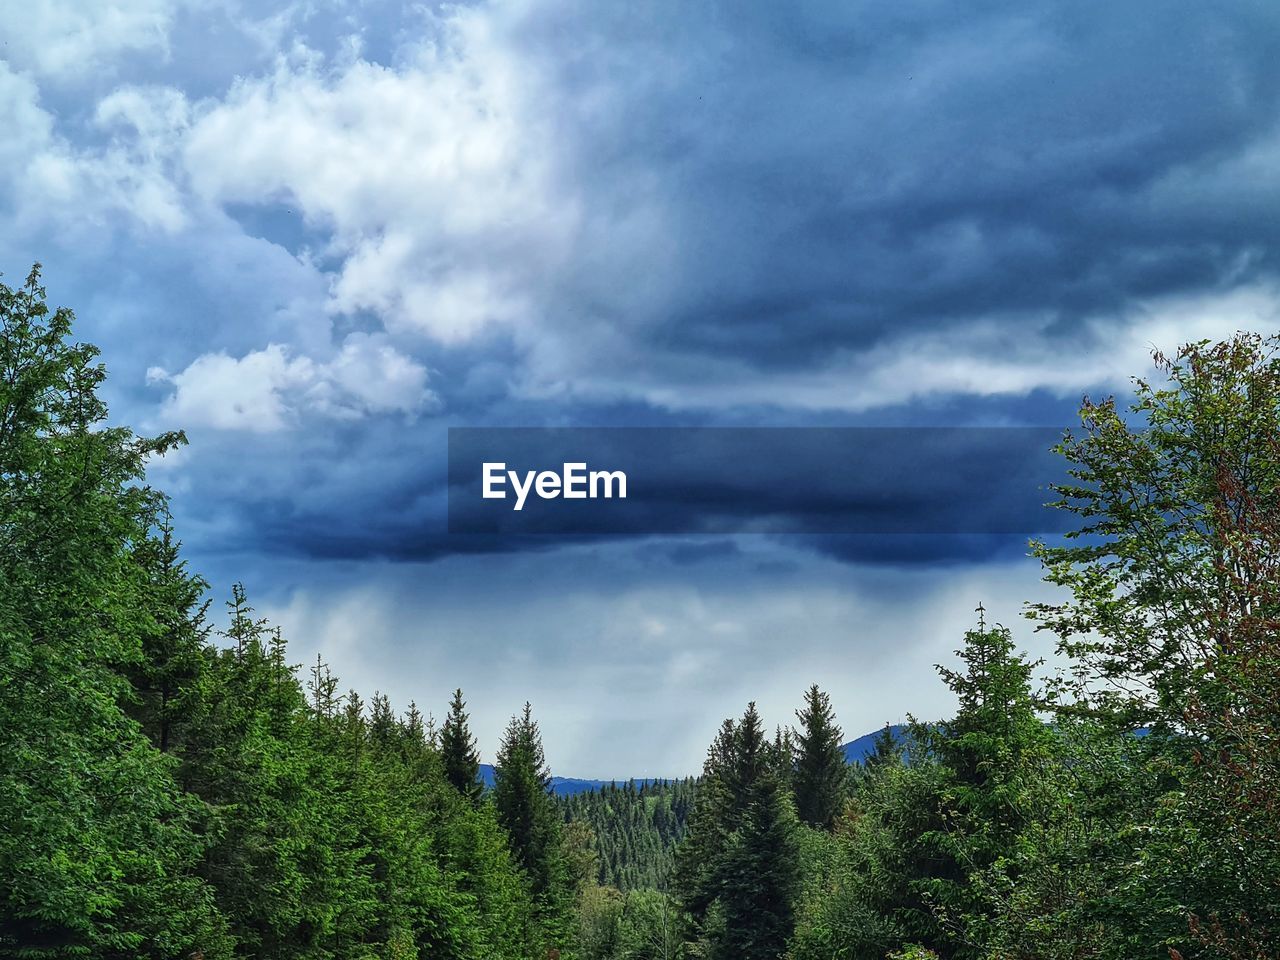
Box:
[10,0,1280,425]
[3,0,1277,772]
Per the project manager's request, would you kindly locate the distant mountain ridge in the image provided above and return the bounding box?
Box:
[477,764,650,798]
[480,724,910,797]
[841,723,909,764]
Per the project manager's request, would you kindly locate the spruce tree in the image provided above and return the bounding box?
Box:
[0,267,230,956]
[441,688,484,803]
[494,703,572,948]
[720,703,800,960]
[126,513,211,756]
[792,684,846,829]
[494,703,559,890]
[674,719,736,926]
[0,267,552,959]
[675,703,800,960]
[908,612,1054,958]
[932,612,1047,796]
[864,723,902,771]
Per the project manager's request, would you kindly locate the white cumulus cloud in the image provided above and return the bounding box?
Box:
[1,0,179,81]
[182,8,578,343]
[148,335,434,432]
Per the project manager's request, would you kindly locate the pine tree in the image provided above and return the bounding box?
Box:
[441,688,484,803]
[560,780,694,892]
[674,720,737,926]
[0,266,230,957]
[494,703,573,948]
[675,704,800,960]
[719,703,801,960]
[125,512,211,756]
[865,723,901,770]
[792,684,846,829]
[182,587,342,958]
[0,267,553,960]
[495,703,559,890]
[908,611,1054,958]
[771,724,797,785]
[932,611,1047,798]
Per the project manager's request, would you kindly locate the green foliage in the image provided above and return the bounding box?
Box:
[865,724,902,770]
[1031,333,1280,957]
[495,702,576,952]
[789,619,1173,960]
[888,948,939,960]
[792,685,846,830]
[442,689,484,804]
[1031,333,1280,729]
[787,822,898,960]
[0,268,552,959]
[577,885,681,960]
[675,703,800,960]
[0,265,229,958]
[560,779,695,892]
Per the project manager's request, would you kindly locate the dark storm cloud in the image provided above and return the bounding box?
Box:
[446,427,1071,536]
[526,0,1280,369]
[795,534,1039,568]
[7,0,1279,573]
[168,421,1073,569]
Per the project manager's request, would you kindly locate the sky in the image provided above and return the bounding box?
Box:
[3,0,1280,777]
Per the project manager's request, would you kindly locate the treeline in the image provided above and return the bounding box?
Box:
[559,780,696,891]
[4,265,1280,960]
[0,268,578,958]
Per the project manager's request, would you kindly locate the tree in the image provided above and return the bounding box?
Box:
[1178,464,1280,958]
[494,702,573,948]
[0,265,568,960]
[865,724,902,771]
[0,266,230,957]
[675,719,738,932]
[441,688,484,803]
[124,512,211,755]
[177,586,368,958]
[675,703,800,960]
[791,616,1061,960]
[558,779,695,892]
[915,613,1056,957]
[1033,334,1280,957]
[1032,333,1280,731]
[793,685,846,829]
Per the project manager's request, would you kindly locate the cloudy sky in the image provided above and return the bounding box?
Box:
[4,0,1279,777]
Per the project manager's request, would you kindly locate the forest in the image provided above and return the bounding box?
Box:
[2,263,1279,960]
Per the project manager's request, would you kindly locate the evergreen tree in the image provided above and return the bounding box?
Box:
[0,268,570,960]
[178,587,365,958]
[719,704,801,960]
[559,779,696,892]
[494,703,573,949]
[768,724,797,791]
[18,273,1280,960]
[674,719,736,929]
[125,512,211,755]
[792,684,846,829]
[932,609,1047,793]
[918,613,1054,956]
[675,704,800,960]
[865,724,902,770]
[0,266,230,957]
[441,688,484,803]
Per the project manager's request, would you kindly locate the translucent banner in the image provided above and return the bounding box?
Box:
[447,427,1073,536]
